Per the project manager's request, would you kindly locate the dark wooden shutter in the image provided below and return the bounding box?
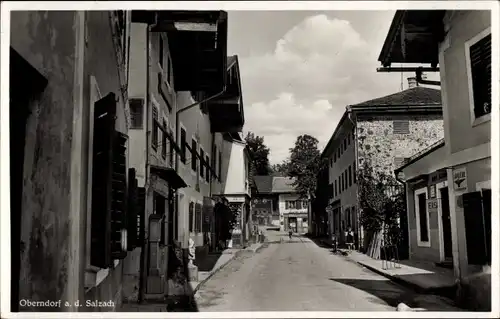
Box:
[470,34,491,118]
[111,132,128,260]
[180,128,187,163]
[205,155,210,182]
[189,202,194,232]
[482,189,491,265]
[90,92,117,268]
[463,191,488,265]
[200,149,205,178]
[127,168,139,250]
[137,187,146,244]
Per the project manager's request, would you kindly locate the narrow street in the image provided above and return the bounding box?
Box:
[195,232,417,311]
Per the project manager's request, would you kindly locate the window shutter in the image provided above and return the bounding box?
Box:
[195,203,202,233]
[470,34,491,118]
[180,128,187,163]
[200,149,205,178]
[393,120,410,134]
[463,191,488,265]
[137,187,146,244]
[111,132,128,260]
[127,168,139,250]
[90,92,116,268]
[205,155,210,182]
[189,202,194,232]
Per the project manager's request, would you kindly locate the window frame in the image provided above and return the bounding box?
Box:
[191,138,198,174]
[414,187,431,247]
[180,124,187,164]
[465,27,492,127]
[393,120,410,135]
[129,98,144,129]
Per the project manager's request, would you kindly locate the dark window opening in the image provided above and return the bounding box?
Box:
[129,98,144,129]
[180,128,186,163]
[191,139,198,172]
[200,149,205,178]
[417,193,429,242]
[205,155,210,182]
[348,165,352,187]
[161,120,167,160]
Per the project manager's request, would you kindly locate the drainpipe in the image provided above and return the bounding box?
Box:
[174,90,226,249]
[138,24,151,304]
[416,67,441,86]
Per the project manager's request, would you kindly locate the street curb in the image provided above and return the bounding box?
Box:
[354,260,428,294]
[192,242,265,295]
[191,253,237,295]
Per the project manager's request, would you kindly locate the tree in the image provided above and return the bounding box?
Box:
[286,134,327,199]
[271,161,290,176]
[245,132,272,175]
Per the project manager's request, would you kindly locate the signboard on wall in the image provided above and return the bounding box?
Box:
[453,167,467,191]
[427,198,438,214]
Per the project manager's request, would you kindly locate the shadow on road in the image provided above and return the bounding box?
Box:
[329,278,414,308]
[195,252,223,272]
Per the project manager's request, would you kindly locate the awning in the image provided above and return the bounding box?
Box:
[150,165,187,189]
[378,10,446,67]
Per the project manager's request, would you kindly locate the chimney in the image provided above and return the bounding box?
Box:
[408,77,418,89]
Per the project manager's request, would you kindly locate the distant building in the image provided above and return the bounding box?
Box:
[320,78,444,250]
[252,176,309,233]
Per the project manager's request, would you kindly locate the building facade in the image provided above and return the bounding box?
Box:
[10,11,132,311]
[320,79,444,249]
[380,9,492,310]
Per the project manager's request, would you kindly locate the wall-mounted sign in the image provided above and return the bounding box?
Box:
[427,198,438,214]
[429,184,436,198]
[453,167,467,191]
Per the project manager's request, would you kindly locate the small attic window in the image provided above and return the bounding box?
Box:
[393,120,410,134]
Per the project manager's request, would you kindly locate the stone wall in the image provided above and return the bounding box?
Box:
[356,114,444,177]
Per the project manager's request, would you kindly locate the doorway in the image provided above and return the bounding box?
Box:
[439,187,453,260]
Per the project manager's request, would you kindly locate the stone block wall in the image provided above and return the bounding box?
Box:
[356,114,444,178]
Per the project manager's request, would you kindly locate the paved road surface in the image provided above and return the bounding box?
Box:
[194,232,417,311]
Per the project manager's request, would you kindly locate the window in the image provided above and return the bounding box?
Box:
[205,155,210,182]
[169,127,174,167]
[161,120,167,159]
[393,120,410,134]
[159,35,164,68]
[334,180,337,197]
[189,202,194,232]
[353,161,356,184]
[200,149,205,178]
[129,98,144,129]
[330,158,333,167]
[467,30,491,121]
[348,165,352,187]
[213,145,218,179]
[343,139,347,150]
[337,148,341,159]
[415,188,430,247]
[334,152,337,163]
[285,201,296,209]
[195,203,202,233]
[180,128,187,163]
[191,139,198,172]
[340,176,343,193]
[218,151,222,178]
[152,106,159,150]
[394,157,407,169]
[345,170,348,189]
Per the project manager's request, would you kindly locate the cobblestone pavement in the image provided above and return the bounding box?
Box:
[194,234,420,312]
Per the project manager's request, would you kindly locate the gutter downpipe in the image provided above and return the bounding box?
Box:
[175,90,226,250]
[416,67,441,86]
[138,24,151,305]
[346,107,362,251]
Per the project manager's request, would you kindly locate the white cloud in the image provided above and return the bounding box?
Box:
[240,14,408,164]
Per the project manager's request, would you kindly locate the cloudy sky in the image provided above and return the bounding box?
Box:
[226,11,435,165]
